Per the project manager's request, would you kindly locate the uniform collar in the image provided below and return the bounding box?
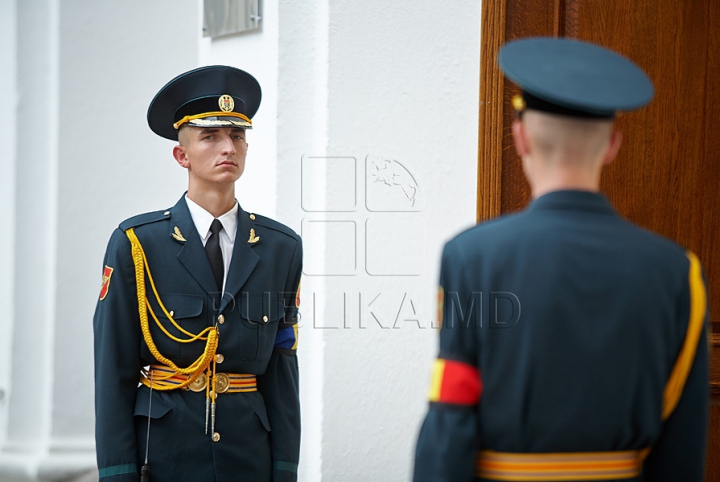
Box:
[167,195,259,306]
[528,190,616,215]
[184,194,238,243]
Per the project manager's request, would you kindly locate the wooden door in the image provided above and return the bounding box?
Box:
[477,0,720,478]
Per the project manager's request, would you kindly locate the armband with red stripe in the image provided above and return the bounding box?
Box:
[428,358,482,405]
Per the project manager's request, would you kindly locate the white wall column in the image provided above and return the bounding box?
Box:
[0,0,19,457]
[276,1,330,479]
[0,1,198,480]
[1,1,62,479]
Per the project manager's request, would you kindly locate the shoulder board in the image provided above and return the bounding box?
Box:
[250,213,300,239]
[119,209,171,231]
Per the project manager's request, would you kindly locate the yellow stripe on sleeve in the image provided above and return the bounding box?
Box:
[428,359,446,402]
[662,251,707,420]
[292,323,299,351]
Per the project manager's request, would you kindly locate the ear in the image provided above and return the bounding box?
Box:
[602,129,623,166]
[173,144,190,169]
[511,119,529,158]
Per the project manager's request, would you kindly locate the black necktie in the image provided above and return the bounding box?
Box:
[205,219,224,291]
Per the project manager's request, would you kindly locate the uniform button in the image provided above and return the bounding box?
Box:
[218,314,225,324]
[169,310,174,317]
[212,432,221,442]
[164,211,170,215]
[249,214,256,220]
[216,354,224,364]
[262,315,268,323]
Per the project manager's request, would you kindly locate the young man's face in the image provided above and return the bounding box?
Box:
[175,127,248,187]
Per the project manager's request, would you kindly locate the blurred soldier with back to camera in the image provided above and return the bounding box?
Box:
[413,37,709,482]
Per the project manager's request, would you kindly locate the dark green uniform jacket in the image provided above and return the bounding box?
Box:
[414,190,709,482]
[94,195,302,482]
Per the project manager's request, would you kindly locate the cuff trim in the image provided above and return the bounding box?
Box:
[274,461,298,473]
[99,463,137,478]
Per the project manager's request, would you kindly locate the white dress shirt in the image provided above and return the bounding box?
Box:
[184,195,238,294]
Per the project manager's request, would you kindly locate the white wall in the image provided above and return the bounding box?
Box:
[318,2,480,480]
[0,0,480,480]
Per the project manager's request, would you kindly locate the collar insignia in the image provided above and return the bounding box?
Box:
[248,228,260,244]
[171,226,187,242]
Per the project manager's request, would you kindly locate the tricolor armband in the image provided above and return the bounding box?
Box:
[274,278,301,355]
[274,324,298,354]
[428,358,482,405]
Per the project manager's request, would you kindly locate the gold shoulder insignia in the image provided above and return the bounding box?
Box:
[248,228,260,244]
[172,226,187,242]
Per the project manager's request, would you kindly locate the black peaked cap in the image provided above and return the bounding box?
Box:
[498,37,654,117]
[147,65,262,141]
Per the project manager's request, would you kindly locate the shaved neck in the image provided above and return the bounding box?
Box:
[513,111,621,198]
[525,111,613,164]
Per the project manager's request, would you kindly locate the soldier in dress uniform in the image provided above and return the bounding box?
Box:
[413,37,709,482]
[93,66,302,482]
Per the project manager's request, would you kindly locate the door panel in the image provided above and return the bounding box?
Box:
[478,0,719,476]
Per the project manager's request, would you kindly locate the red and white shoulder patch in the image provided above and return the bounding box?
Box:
[99,265,114,300]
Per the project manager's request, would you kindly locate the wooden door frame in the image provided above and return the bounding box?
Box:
[476,0,506,223]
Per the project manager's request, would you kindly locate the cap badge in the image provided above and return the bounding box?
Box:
[218,94,235,112]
